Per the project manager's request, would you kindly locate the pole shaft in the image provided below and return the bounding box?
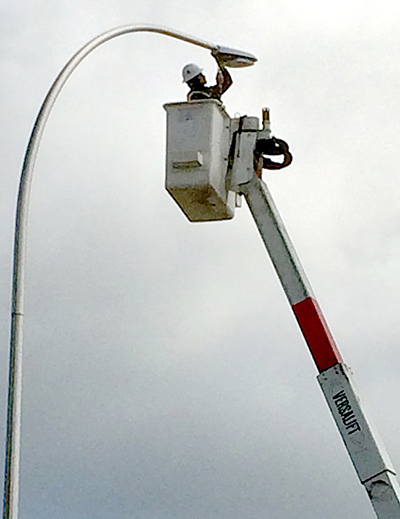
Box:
[3,24,224,519]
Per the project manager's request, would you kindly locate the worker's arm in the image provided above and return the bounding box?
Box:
[210,65,232,98]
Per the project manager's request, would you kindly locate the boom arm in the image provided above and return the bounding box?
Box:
[163,100,400,517]
[238,164,400,519]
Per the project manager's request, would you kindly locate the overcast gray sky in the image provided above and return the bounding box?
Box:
[2,1,400,518]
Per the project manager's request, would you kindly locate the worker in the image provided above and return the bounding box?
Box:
[182,61,232,102]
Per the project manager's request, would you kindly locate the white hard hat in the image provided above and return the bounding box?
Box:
[182,63,203,83]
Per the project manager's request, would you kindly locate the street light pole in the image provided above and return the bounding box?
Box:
[3,24,256,519]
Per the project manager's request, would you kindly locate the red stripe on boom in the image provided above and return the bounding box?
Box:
[292,297,342,373]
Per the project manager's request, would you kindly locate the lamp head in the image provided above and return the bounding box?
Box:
[212,45,257,68]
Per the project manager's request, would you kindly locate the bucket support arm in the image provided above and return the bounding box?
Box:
[237,171,400,519]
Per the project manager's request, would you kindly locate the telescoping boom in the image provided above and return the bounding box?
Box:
[164,99,400,518]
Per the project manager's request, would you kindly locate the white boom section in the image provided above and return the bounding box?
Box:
[319,365,400,518]
[234,126,400,517]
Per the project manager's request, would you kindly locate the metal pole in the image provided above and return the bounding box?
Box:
[2,24,255,519]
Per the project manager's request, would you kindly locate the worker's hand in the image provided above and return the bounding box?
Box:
[211,50,226,68]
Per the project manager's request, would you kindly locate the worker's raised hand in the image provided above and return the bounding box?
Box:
[211,49,226,68]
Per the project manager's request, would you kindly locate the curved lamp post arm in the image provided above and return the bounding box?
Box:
[3,24,256,519]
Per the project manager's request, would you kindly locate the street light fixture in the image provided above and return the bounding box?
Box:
[2,24,256,519]
[211,45,257,67]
